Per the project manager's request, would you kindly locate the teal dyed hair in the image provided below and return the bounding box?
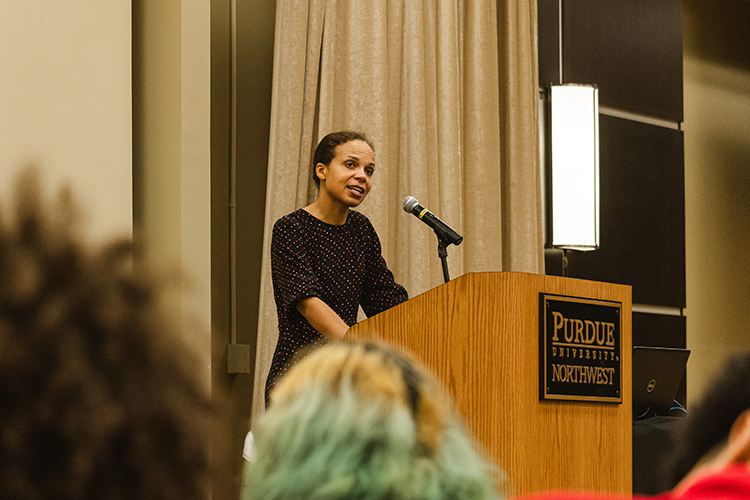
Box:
[244,342,503,500]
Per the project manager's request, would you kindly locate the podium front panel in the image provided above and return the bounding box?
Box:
[349,272,632,496]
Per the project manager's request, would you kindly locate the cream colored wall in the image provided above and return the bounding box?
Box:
[0,0,211,402]
[0,1,132,241]
[132,0,212,368]
[180,1,213,360]
[684,1,750,402]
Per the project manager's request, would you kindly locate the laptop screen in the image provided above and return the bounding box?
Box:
[632,346,690,418]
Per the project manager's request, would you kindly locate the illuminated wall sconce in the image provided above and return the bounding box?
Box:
[547,83,600,251]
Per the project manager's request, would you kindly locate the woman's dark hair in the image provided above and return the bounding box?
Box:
[311,131,374,187]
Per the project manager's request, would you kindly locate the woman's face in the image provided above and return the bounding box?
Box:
[316,140,375,208]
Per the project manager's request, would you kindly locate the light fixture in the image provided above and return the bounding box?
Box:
[547,83,600,251]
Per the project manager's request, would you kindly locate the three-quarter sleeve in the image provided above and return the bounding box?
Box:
[357,216,409,317]
[270,217,322,317]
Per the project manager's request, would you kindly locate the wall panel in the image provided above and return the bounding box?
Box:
[562,0,683,122]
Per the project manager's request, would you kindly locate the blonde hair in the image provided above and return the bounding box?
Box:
[245,341,502,500]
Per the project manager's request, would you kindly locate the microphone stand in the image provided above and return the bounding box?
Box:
[437,235,451,283]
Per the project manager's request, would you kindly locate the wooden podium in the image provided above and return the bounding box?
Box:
[348,272,632,497]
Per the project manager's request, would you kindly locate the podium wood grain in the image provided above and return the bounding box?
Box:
[348,272,632,497]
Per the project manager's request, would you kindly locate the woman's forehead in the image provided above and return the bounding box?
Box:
[336,140,375,162]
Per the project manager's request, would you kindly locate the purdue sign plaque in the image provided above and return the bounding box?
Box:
[540,294,622,403]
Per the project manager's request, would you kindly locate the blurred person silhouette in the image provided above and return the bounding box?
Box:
[0,170,213,500]
[661,350,750,497]
[243,340,503,500]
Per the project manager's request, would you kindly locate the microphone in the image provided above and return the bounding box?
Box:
[402,196,463,246]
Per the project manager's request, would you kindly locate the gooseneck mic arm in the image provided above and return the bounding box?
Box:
[402,196,463,283]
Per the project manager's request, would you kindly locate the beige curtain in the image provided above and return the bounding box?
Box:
[252,0,543,425]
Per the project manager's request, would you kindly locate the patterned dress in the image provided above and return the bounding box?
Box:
[266,209,408,405]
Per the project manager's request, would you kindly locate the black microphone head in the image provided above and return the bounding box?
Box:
[403,196,419,213]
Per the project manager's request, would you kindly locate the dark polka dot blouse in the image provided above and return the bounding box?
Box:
[265,209,408,405]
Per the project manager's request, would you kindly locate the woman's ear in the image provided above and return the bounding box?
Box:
[315,163,327,184]
[728,408,750,463]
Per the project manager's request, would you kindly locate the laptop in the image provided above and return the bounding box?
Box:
[632,346,690,418]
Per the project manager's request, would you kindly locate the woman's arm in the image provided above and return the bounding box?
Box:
[357,216,408,316]
[296,297,349,341]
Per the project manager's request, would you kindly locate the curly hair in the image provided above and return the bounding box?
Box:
[0,170,212,500]
[244,341,503,500]
[665,350,750,486]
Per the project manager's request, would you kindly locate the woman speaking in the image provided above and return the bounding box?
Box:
[265,131,408,405]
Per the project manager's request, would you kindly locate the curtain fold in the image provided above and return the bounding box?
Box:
[252,0,543,426]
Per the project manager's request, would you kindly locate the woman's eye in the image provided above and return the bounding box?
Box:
[365,168,374,176]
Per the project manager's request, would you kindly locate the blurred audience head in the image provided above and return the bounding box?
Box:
[245,340,502,500]
[667,350,750,486]
[0,169,212,499]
